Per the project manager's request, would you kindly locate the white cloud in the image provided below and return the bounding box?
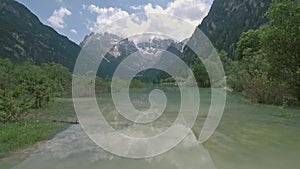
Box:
[70,29,78,34]
[144,3,164,13]
[86,4,101,13]
[144,0,210,26]
[85,0,212,41]
[130,5,143,10]
[47,7,72,29]
[86,4,129,31]
[56,0,64,3]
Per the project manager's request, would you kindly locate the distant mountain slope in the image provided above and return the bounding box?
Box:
[80,33,138,78]
[80,33,185,78]
[0,0,81,70]
[184,0,271,61]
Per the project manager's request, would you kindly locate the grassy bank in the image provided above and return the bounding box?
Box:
[0,119,68,158]
[0,98,76,159]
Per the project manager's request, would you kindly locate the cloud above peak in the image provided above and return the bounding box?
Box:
[86,4,129,31]
[144,0,210,26]
[85,0,211,40]
[47,7,72,29]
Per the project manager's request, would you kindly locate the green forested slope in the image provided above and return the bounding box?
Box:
[0,0,81,70]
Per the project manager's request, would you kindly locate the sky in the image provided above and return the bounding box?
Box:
[16,0,213,44]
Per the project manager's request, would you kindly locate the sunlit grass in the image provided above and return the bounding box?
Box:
[0,98,75,158]
[0,119,68,158]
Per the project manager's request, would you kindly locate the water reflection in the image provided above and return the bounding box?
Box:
[13,125,216,169]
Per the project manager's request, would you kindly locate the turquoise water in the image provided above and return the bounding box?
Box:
[207,92,300,169]
[7,88,300,169]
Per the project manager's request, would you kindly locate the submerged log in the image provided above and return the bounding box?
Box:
[52,119,79,124]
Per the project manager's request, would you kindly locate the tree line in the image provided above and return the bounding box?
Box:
[0,59,148,123]
[193,0,299,105]
[0,59,71,123]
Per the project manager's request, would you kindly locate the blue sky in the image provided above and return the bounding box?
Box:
[16,0,213,44]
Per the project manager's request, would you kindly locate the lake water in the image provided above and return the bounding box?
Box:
[9,88,300,169]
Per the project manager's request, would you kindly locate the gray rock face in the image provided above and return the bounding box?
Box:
[80,33,185,78]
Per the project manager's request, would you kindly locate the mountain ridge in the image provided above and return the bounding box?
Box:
[80,32,185,78]
[184,0,271,61]
[0,0,81,70]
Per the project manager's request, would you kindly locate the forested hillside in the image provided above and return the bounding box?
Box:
[198,0,271,58]
[229,0,299,105]
[181,0,299,105]
[0,0,81,70]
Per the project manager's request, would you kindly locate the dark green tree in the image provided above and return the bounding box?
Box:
[230,0,299,104]
[193,59,210,87]
[261,0,300,99]
[0,59,72,123]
